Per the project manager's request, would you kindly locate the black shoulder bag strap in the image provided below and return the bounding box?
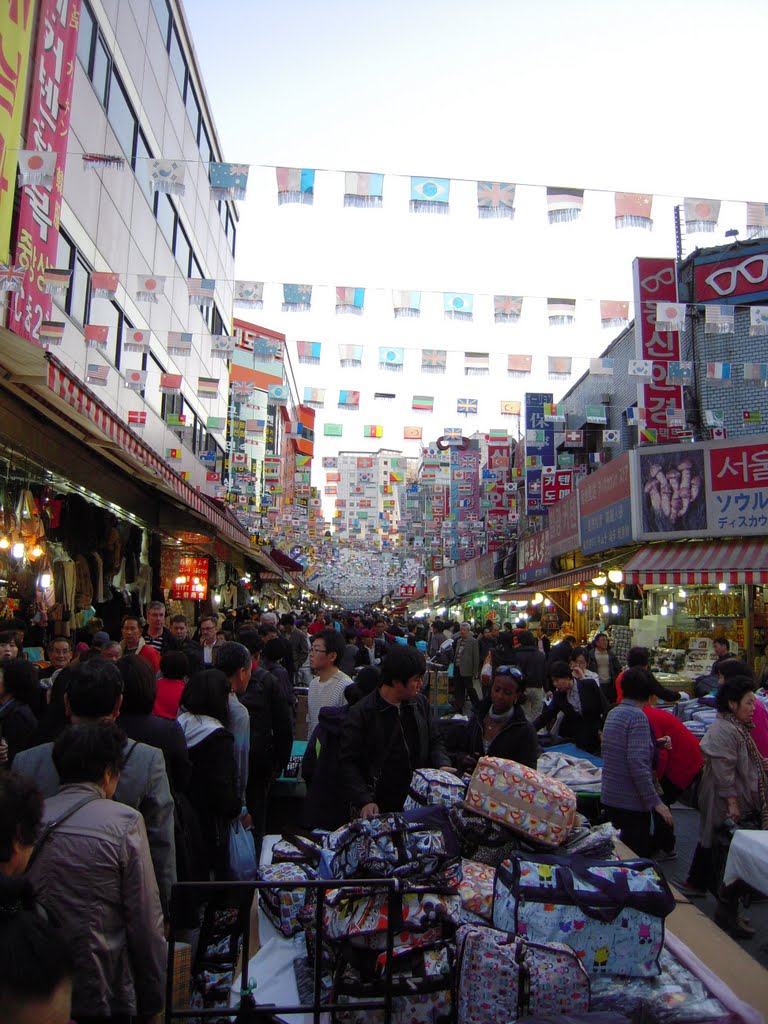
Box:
[28,793,102,868]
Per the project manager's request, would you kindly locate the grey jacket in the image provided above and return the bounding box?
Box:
[454,634,480,678]
[14,736,176,911]
[27,783,167,1018]
[286,625,310,673]
[698,715,762,847]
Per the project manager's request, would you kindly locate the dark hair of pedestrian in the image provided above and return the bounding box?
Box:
[627,646,650,668]
[66,659,123,718]
[317,628,345,666]
[263,637,285,663]
[549,661,572,680]
[714,636,730,650]
[517,630,535,646]
[52,721,126,784]
[238,630,264,656]
[349,665,381,701]
[718,658,753,681]
[0,874,74,1011]
[117,654,157,714]
[215,642,252,677]
[160,650,189,679]
[0,773,43,863]
[716,675,755,713]
[0,661,39,705]
[181,669,230,728]
[381,645,426,686]
[619,668,654,702]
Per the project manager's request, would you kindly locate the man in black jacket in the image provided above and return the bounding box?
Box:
[339,646,454,818]
[509,630,548,720]
[534,661,608,753]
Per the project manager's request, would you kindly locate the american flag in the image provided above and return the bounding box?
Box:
[187,278,216,306]
[168,332,193,355]
[86,364,109,385]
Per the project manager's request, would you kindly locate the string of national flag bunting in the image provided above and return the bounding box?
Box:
[12,150,768,232]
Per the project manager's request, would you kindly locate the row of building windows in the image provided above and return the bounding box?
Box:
[78,0,236,258]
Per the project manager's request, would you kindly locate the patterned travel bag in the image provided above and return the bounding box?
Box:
[457,859,496,921]
[455,923,591,1024]
[492,853,675,977]
[256,861,316,937]
[403,768,469,810]
[464,755,577,848]
[271,833,322,867]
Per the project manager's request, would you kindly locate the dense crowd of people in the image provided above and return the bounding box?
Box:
[0,604,766,1020]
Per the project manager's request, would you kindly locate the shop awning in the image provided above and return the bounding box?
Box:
[498,564,602,600]
[270,547,304,573]
[623,540,768,585]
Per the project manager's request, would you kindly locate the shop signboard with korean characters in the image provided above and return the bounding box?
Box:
[630,434,768,540]
[579,452,633,556]
[549,489,580,558]
[518,528,551,585]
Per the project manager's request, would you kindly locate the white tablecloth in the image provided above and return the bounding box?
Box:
[722,829,768,895]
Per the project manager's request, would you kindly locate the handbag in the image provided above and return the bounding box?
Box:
[227,820,258,881]
[493,853,675,978]
[323,812,456,882]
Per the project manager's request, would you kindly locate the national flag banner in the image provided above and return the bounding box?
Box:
[187,278,216,308]
[655,301,686,331]
[639,428,658,444]
[335,285,365,315]
[494,295,523,322]
[589,357,614,375]
[589,452,606,465]
[297,341,322,364]
[564,429,584,446]
[444,292,473,320]
[548,355,572,375]
[128,411,147,427]
[464,351,489,375]
[124,369,147,391]
[0,264,25,294]
[374,392,396,402]
[702,304,735,335]
[558,452,575,466]
[422,349,447,373]
[500,400,521,416]
[664,406,686,426]
[86,364,109,386]
[625,407,646,426]
[230,381,255,400]
[210,335,235,358]
[91,272,119,298]
[82,155,125,177]
[404,425,423,440]
[600,300,630,327]
[711,427,728,440]
[296,454,311,467]
[684,197,720,232]
[364,425,383,438]
[390,470,404,483]
[252,336,283,361]
[526,429,545,445]
[585,404,608,424]
[42,268,71,294]
[603,429,620,445]
[666,361,693,382]
[197,377,219,399]
[488,429,508,440]
[124,329,150,353]
[210,162,249,201]
[338,390,360,408]
[148,159,186,195]
[267,383,289,404]
[303,386,325,407]
[410,176,450,213]
[282,283,312,311]
[392,290,421,318]
[749,306,768,336]
[525,455,541,467]
[338,343,363,367]
[743,362,768,381]
[476,180,517,219]
[546,186,584,223]
[379,347,404,370]
[207,417,226,430]
[322,457,338,468]
[543,402,565,422]
[707,361,732,380]
[507,354,533,375]
[159,373,182,393]
[165,447,182,461]
[615,192,653,230]
[343,170,384,208]
[743,409,763,424]
[232,280,263,309]
[166,413,187,428]
[547,298,575,324]
[324,423,344,436]
[135,275,165,303]
[746,201,768,237]
[628,359,653,377]
[244,418,265,434]
[167,332,193,357]
[443,427,464,443]
[412,395,434,412]
[457,398,478,415]
[38,321,65,346]
[84,325,108,348]
[17,149,56,187]
[276,166,314,204]
[704,410,724,427]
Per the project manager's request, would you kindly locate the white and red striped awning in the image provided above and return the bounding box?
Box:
[624,540,768,586]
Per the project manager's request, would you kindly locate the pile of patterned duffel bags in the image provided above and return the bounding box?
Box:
[256,756,732,1024]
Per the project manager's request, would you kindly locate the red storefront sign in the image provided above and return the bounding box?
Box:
[11,0,81,345]
[172,557,209,600]
[695,248,768,303]
[709,441,768,491]
[631,257,685,443]
[542,470,574,506]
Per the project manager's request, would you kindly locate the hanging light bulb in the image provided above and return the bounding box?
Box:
[580,592,589,603]
[608,569,623,584]
[30,544,43,559]
[0,536,9,551]
[660,605,669,616]
[40,572,52,589]
[611,603,619,615]
[592,574,607,587]
[718,581,728,592]
[11,542,24,559]
[591,589,598,598]
[576,600,584,612]
[543,598,552,608]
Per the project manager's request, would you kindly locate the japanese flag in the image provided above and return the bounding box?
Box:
[18,150,56,187]
[124,370,147,391]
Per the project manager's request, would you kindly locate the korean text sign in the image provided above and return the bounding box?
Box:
[525,392,554,516]
[579,452,632,555]
[11,0,81,344]
[0,0,36,261]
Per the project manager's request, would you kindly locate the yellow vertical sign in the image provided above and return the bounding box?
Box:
[0,0,36,262]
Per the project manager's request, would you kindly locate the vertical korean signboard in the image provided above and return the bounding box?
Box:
[0,0,36,262]
[631,257,686,444]
[525,392,554,517]
[11,0,81,344]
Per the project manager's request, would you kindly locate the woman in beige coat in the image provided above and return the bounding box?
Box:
[698,676,768,938]
[26,721,167,1023]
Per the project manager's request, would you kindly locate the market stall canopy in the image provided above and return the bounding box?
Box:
[623,539,768,586]
[269,547,304,573]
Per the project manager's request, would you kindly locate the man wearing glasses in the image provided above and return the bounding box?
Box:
[307,629,353,734]
[199,615,223,666]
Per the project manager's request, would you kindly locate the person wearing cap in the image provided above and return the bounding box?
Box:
[458,664,539,771]
[534,661,608,754]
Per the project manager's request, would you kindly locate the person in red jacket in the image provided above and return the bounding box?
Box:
[645,703,703,860]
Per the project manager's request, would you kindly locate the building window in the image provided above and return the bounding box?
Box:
[89,295,121,365]
[199,125,212,168]
[150,0,170,42]
[69,255,90,326]
[53,232,74,314]
[168,26,186,94]
[77,2,95,69]
[156,192,176,248]
[184,80,200,140]
[134,130,154,207]
[107,69,137,162]
[174,222,192,276]
[91,34,110,106]
[226,208,236,257]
